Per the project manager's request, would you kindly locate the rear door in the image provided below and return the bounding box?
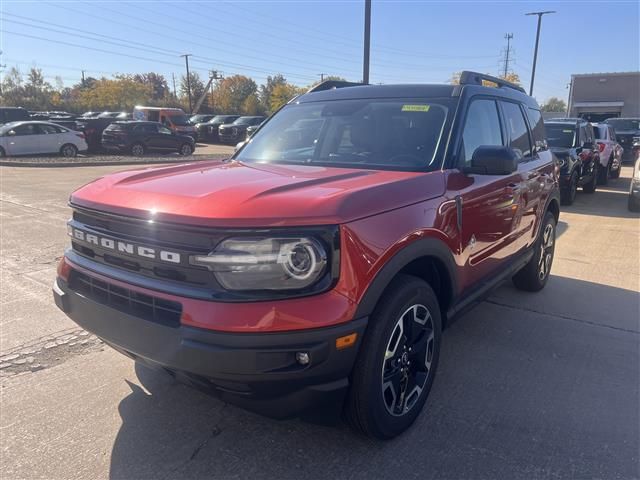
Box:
[35,123,66,154]
[455,97,527,286]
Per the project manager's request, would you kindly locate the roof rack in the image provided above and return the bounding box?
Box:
[459,71,527,94]
[307,80,365,93]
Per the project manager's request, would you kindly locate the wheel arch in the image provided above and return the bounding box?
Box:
[354,237,458,328]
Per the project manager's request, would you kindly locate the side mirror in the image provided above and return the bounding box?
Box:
[464,145,519,175]
[7,130,16,137]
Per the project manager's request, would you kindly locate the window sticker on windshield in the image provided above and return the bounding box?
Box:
[562,129,573,133]
[401,105,430,112]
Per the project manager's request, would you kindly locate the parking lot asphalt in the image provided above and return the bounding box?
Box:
[1,164,638,479]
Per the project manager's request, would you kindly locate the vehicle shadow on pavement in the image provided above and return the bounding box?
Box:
[108,275,639,480]
[564,176,639,219]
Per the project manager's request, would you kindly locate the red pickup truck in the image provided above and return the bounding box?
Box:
[54,72,560,439]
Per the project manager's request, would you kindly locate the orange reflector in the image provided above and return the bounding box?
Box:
[336,333,358,350]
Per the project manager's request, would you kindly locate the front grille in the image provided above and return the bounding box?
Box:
[69,270,182,327]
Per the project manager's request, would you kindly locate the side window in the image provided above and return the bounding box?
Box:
[13,124,38,136]
[37,124,60,135]
[460,99,503,166]
[501,101,532,159]
[526,107,547,153]
[158,126,172,134]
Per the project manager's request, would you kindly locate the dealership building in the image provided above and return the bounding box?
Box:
[568,71,640,122]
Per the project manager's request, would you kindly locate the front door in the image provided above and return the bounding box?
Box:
[5,124,41,155]
[454,97,527,289]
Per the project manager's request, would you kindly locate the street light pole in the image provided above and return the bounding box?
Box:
[525,10,555,96]
[363,0,371,84]
[180,53,193,113]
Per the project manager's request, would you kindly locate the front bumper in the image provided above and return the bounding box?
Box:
[53,275,367,418]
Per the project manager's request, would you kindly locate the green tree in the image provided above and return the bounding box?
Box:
[211,75,258,113]
[269,83,304,112]
[133,72,170,101]
[0,67,25,105]
[541,97,567,112]
[242,93,263,115]
[180,72,207,112]
[259,74,287,111]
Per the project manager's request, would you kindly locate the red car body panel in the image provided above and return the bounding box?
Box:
[70,160,445,228]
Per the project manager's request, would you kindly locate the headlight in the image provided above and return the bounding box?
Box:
[190,237,328,291]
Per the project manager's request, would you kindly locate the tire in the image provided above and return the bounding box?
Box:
[582,166,597,194]
[629,196,640,212]
[597,160,610,185]
[560,171,578,205]
[131,143,145,157]
[59,144,78,158]
[344,274,442,439]
[179,143,193,156]
[512,211,556,292]
[0,147,5,158]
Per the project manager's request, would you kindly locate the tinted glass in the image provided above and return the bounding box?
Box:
[168,114,190,126]
[606,119,640,131]
[38,124,63,134]
[237,99,450,170]
[546,124,576,148]
[526,108,547,153]
[461,99,503,165]
[13,124,38,135]
[501,101,531,158]
[593,125,607,140]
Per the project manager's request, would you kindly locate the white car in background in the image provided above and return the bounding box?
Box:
[0,121,88,158]
[592,122,622,184]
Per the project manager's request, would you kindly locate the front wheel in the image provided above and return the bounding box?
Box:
[512,211,556,292]
[179,143,193,156]
[344,274,442,439]
[60,144,78,158]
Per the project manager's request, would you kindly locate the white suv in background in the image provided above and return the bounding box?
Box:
[592,123,622,184]
[0,121,88,158]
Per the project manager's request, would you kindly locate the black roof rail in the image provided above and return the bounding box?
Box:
[307,80,365,93]
[459,71,527,94]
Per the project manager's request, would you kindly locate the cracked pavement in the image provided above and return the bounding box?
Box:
[0,164,638,479]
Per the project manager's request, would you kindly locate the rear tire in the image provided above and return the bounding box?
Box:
[344,274,442,439]
[512,211,556,292]
[179,143,193,156]
[131,143,145,156]
[582,166,597,193]
[597,161,610,185]
[560,171,577,205]
[59,144,78,158]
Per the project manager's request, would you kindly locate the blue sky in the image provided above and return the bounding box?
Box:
[1,0,638,103]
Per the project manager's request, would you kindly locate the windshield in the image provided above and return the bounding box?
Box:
[546,124,576,148]
[190,115,208,123]
[235,99,449,170]
[606,119,640,131]
[210,115,234,124]
[0,122,20,135]
[169,114,190,126]
[232,117,254,125]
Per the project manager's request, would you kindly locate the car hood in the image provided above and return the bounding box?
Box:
[70,160,445,227]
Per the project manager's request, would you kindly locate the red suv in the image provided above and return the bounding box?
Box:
[54,72,560,439]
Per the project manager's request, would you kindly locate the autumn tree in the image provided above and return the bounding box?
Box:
[211,75,258,114]
[133,72,170,101]
[269,83,304,112]
[77,77,150,111]
[259,74,287,111]
[541,97,567,112]
[180,72,207,112]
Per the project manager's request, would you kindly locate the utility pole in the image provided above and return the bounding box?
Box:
[0,50,6,96]
[525,10,556,96]
[172,73,177,98]
[362,0,371,84]
[566,78,573,118]
[81,70,86,87]
[180,53,193,113]
[502,33,514,78]
[318,73,327,82]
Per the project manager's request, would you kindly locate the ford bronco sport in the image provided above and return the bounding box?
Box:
[54,72,560,439]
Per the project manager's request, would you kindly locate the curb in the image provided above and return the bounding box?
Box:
[0,155,228,168]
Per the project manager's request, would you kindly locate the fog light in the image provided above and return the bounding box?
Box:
[296,352,310,365]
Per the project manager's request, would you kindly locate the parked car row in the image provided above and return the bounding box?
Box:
[0,121,88,157]
[193,115,265,143]
[543,116,635,205]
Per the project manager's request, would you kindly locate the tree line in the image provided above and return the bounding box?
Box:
[0,68,346,115]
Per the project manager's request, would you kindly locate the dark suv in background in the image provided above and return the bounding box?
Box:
[545,118,599,205]
[605,118,640,163]
[102,121,195,156]
[194,115,240,142]
[219,116,265,144]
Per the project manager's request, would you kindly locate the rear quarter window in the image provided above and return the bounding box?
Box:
[526,108,547,153]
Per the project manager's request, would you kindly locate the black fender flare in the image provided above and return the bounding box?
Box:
[353,237,458,319]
